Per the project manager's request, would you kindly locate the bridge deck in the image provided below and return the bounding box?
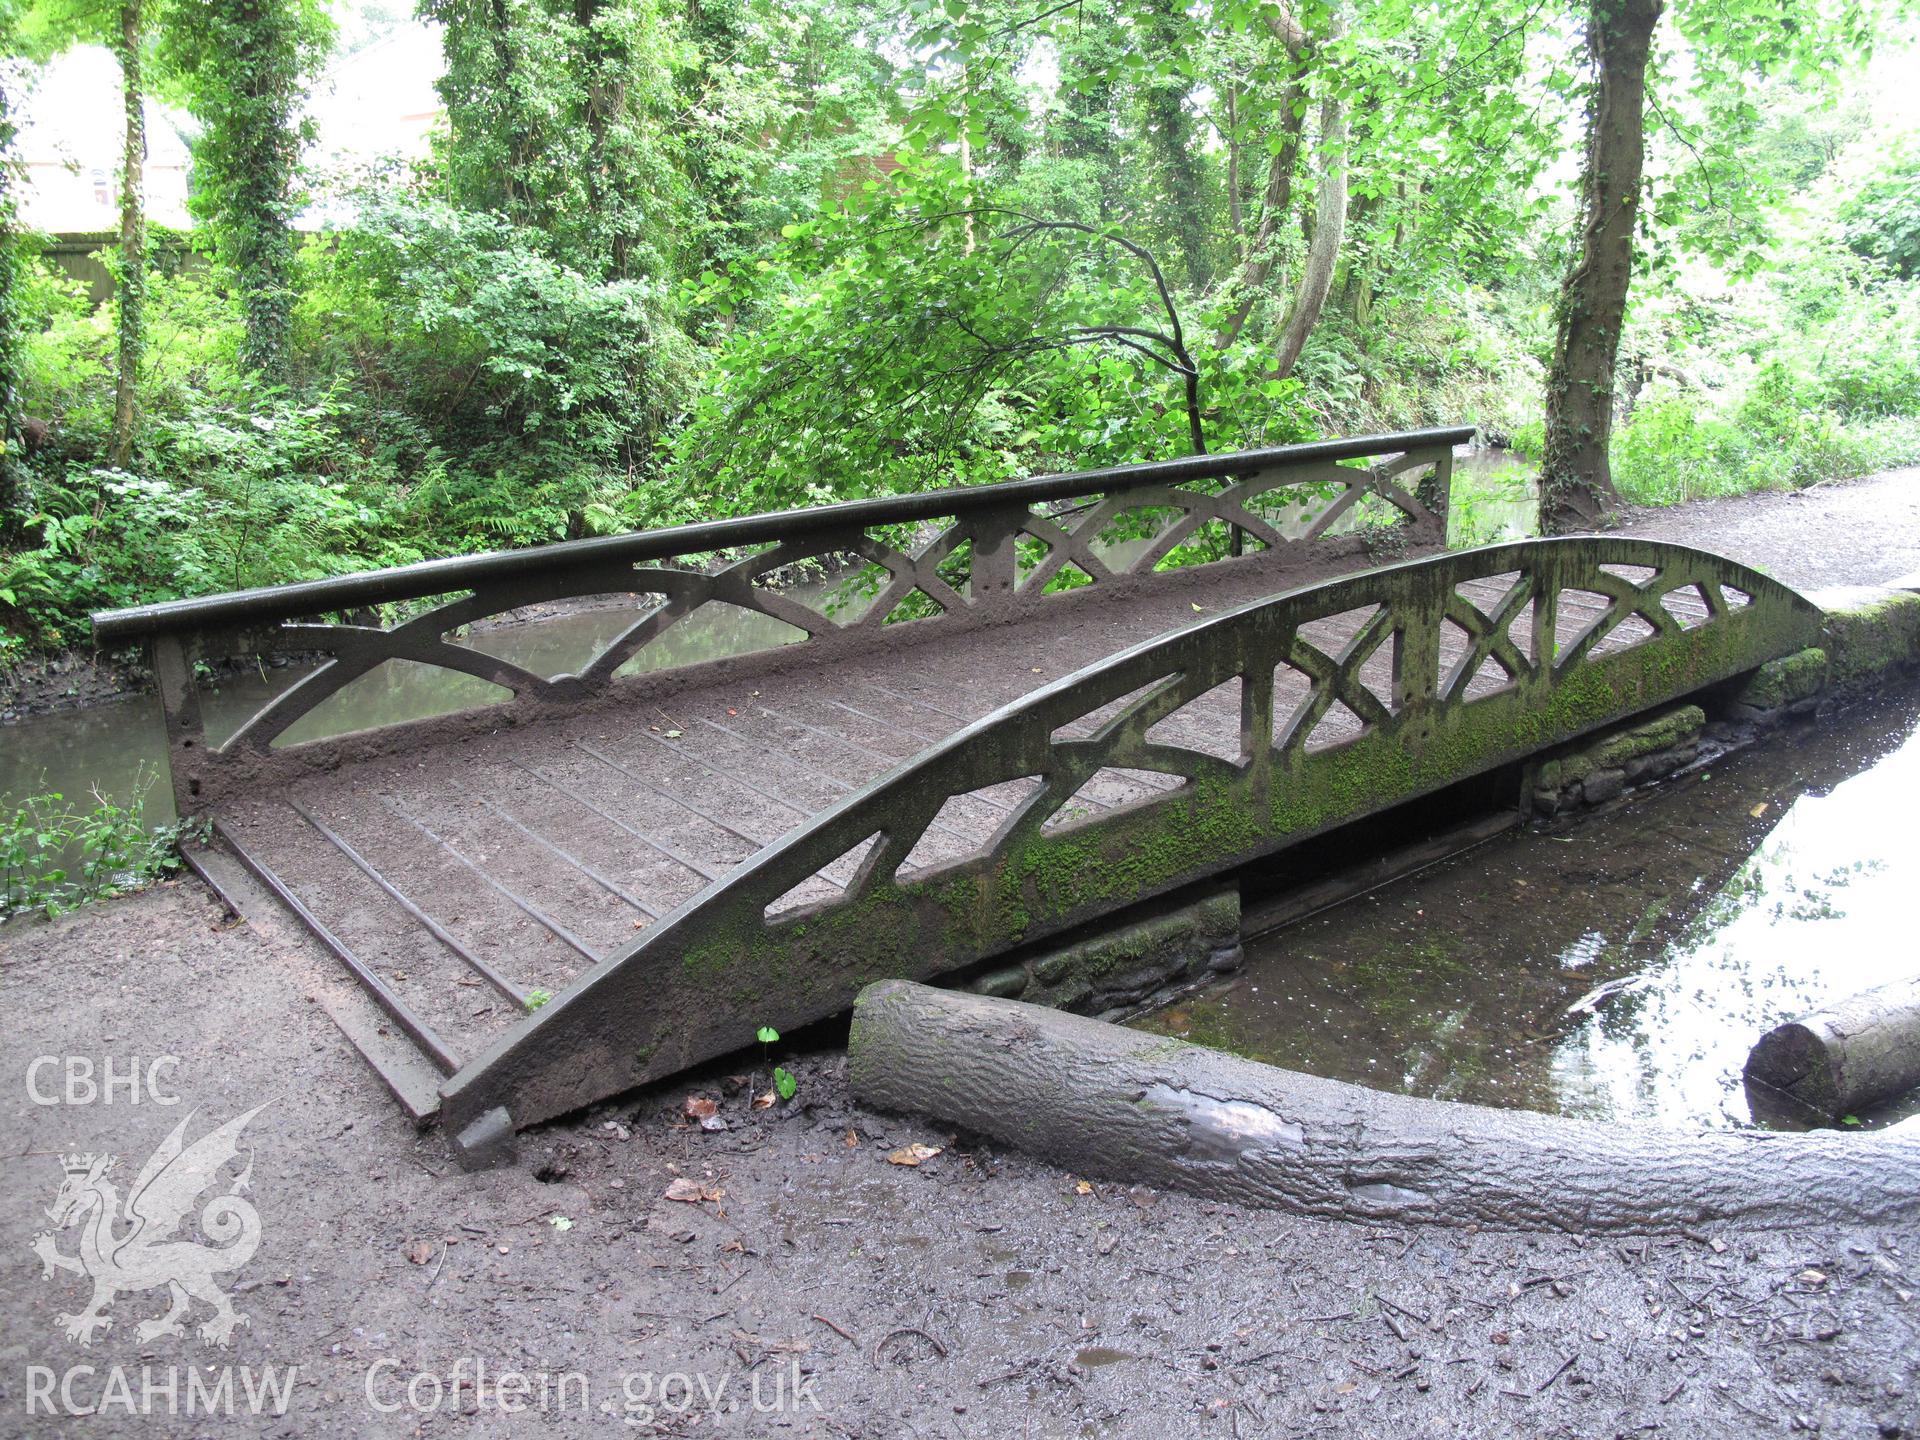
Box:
[213,555,1701,1075]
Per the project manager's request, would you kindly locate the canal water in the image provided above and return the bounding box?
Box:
[1134,691,1920,1131]
[0,597,815,826]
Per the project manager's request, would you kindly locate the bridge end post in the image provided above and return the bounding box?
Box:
[150,633,209,817]
[450,1104,518,1171]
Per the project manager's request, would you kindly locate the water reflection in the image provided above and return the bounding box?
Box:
[1134,692,1920,1131]
[0,589,832,824]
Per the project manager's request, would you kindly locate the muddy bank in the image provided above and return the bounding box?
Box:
[2,882,1916,1437]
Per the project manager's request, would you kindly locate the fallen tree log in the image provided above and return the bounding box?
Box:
[1745,976,1920,1123]
[849,980,1920,1232]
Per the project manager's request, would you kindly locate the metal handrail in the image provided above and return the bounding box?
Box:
[90,426,1475,643]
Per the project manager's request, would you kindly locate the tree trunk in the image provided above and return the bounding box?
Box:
[1268,77,1347,380]
[850,980,1920,1232]
[1746,976,1920,1123]
[109,0,144,470]
[1213,93,1304,350]
[1539,0,1663,533]
[0,64,23,534]
[1225,85,1243,250]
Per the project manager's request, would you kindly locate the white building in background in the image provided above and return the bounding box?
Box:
[14,48,193,233]
[306,20,444,171]
[11,19,447,238]
[301,19,446,228]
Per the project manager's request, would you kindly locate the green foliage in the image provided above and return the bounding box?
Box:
[2,0,1919,661]
[1,771,190,918]
[304,192,694,542]
[675,160,1314,516]
[1613,387,1920,508]
[161,0,330,376]
[424,0,679,282]
[1840,137,1920,280]
[525,987,553,1011]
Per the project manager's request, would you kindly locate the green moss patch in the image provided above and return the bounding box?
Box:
[1737,646,1829,710]
[1814,587,1920,689]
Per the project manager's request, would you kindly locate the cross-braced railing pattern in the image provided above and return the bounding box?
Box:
[92,430,1465,810]
[440,537,1822,1136]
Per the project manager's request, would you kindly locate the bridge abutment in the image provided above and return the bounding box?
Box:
[955,885,1242,1022]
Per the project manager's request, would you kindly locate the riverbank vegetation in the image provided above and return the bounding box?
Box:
[0,0,1916,657]
[0,770,189,917]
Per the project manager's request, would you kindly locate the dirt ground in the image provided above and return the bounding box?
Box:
[2,882,1916,1439]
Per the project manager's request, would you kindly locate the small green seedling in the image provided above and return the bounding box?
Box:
[525,988,554,1012]
[755,1026,799,1103]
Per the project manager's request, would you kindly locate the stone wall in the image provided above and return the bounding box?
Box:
[1530,581,1920,819]
[954,886,1242,1021]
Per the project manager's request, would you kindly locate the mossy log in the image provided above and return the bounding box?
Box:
[850,980,1920,1232]
[1745,976,1920,1123]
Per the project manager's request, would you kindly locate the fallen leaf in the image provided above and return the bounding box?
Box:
[684,1095,718,1121]
[843,1128,859,1148]
[726,707,738,716]
[665,1177,725,1204]
[549,1215,573,1232]
[1750,802,1769,818]
[1074,1180,1093,1196]
[752,1090,775,1110]
[404,1240,434,1265]
[887,1143,942,1166]
[1335,1381,1357,1394]
[1798,1269,1828,1286]
[663,728,683,739]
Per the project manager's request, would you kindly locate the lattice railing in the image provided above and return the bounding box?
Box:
[440,537,1824,1135]
[92,429,1467,810]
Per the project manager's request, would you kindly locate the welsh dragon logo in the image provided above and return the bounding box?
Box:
[30,1105,266,1347]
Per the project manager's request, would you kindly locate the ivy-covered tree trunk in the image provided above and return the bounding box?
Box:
[1540,0,1664,532]
[679,0,749,286]
[1214,86,1304,350]
[0,62,23,531]
[109,0,145,469]
[162,0,326,381]
[1141,0,1208,288]
[214,0,303,380]
[1052,21,1123,225]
